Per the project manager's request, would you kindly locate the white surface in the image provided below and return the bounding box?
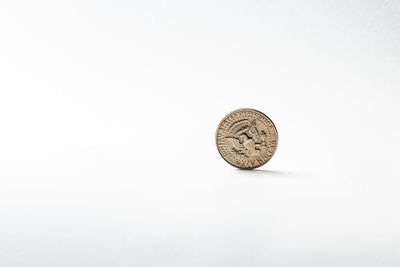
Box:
[1,0,400,266]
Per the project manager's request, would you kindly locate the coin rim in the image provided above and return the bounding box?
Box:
[215,108,279,169]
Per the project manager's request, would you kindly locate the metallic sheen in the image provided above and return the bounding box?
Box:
[216,108,278,169]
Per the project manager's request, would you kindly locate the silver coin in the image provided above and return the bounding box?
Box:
[216,108,278,169]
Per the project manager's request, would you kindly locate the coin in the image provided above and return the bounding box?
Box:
[215,108,278,169]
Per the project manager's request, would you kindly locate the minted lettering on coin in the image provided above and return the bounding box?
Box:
[216,108,278,169]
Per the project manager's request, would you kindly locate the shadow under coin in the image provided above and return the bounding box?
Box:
[236,169,297,176]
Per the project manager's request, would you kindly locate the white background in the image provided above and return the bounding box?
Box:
[1,0,400,266]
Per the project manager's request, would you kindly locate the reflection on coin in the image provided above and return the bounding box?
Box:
[215,108,278,169]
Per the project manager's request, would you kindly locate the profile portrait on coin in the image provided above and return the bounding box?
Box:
[215,108,278,169]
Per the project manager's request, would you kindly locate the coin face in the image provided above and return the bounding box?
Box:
[216,108,278,169]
